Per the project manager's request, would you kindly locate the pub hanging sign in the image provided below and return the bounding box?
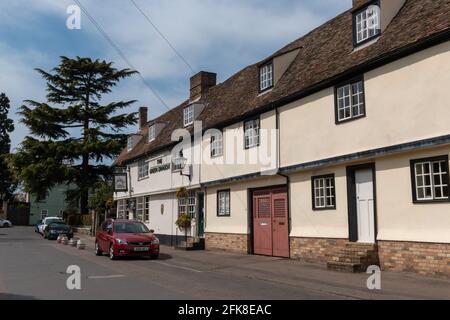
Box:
[113,167,128,192]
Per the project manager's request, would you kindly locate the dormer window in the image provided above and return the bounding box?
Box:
[259,62,273,92]
[353,2,381,46]
[149,125,156,142]
[127,136,133,152]
[183,105,194,127]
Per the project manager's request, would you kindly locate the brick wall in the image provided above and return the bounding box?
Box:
[290,237,348,264]
[379,241,450,277]
[205,233,248,254]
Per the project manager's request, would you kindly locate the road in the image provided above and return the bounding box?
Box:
[0,227,449,300]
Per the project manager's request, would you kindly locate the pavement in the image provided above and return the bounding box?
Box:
[0,226,449,300]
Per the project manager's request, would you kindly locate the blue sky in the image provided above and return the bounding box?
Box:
[0,0,351,150]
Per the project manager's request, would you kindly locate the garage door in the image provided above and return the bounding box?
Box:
[253,187,289,258]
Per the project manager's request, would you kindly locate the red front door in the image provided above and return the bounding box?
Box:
[253,187,289,258]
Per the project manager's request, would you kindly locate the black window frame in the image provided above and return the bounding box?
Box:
[311,174,337,211]
[243,117,261,150]
[334,75,366,124]
[259,61,274,93]
[352,0,381,47]
[217,189,231,217]
[410,155,450,204]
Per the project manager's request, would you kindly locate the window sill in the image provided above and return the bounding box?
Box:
[137,177,149,182]
[336,114,366,125]
[413,199,450,204]
[312,207,337,211]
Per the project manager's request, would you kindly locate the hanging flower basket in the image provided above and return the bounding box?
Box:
[175,213,192,229]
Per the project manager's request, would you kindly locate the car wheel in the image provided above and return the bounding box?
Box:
[150,254,159,260]
[109,244,117,260]
[95,242,103,256]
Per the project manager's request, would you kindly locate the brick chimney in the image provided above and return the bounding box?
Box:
[190,71,217,101]
[139,106,148,130]
[353,0,369,9]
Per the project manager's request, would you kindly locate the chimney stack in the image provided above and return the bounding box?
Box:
[139,106,148,130]
[352,0,369,9]
[190,71,217,101]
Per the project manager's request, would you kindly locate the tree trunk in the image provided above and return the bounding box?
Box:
[80,188,89,216]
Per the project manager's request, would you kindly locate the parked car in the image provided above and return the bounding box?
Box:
[35,220,42,233]
[44,221,73,240]
[0,219,12,228]
[38,217,63,235]
[95,219,159,260]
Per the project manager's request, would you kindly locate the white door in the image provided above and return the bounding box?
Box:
[355,169,375,243]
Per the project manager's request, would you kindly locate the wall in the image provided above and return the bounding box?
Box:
[280,41,450,168]
[376,145,450,244]
[29,185,75,225]
[289,165,349,239]
[201,110,278,184]
[205,175,286,235]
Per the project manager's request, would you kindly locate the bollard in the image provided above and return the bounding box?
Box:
[68,239,77,247]
[56,235,62,243]
[61,236,69,245]
[77,240,86,250]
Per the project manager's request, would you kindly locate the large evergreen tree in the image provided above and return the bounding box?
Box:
[0,93,15,202]
[12,57,138,215]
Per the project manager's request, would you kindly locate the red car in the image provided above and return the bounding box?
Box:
[95,219,160,260]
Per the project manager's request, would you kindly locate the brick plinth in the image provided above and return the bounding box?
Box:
[378,241,450,277]
[205,233,248,254]
[290,237,348,264]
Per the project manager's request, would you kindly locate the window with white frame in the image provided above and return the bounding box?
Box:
[138,160,149,180]
[183,105,194,127]
[354,4,380,44]
[244,119,260,149]
[411,156,449,202]
[260,62,273,91]
[211,131,223,157]
[149,125,156,142]
[178,196,187,215]
[117,200,126,219]
[144,197,150,223]
[312,175,336,210]
[217,190,231,217]
[188,191,196,217]
[127,136,133,151]
[136,197,144,222]
[336,78,365,122]
[41,209,48,219]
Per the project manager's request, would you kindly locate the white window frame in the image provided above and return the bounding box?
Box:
[336,79,365,122]
[144,196,150,223]
[413,158,449,202]
[217,190,231,217]
[178,197,187,215]
[183,105,194,127]
[260,62,273,91]
[136,197,144,222]
[188,191,196,217]
[127,136,133,152]
[117,200,125,219]
[149,125,156,142]
[312,175,336,210]
[211,131,223,158]
[244,119,260,149]
[354,4,381,44]
[138,160,149,180]
[41,209,48,219]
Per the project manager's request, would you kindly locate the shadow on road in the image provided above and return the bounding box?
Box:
[0,293,37,300]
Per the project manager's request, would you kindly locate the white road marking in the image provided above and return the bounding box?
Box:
[153,261,202,273]
[88,275,126,279]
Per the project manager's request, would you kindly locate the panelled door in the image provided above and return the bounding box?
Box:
[355,169,376,243]
[253,187,289,258]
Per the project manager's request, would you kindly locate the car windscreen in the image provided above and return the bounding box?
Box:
[49,222,67,228]
[46,219,62,224]
[114,223,150,234]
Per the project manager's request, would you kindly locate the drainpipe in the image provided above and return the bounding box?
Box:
[275,107,292,251]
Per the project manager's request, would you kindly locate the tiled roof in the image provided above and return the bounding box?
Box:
[116,0,450,165]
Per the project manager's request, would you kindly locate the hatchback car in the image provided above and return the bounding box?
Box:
[44,221,73,240]
[38,217,63,235]
[0,219,12,228]
[95,219,159,260]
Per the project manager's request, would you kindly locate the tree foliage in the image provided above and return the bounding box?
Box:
[12,57,138,213]
[0,93,15,201]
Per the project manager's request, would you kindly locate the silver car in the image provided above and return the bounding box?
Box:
[0,219,12,228]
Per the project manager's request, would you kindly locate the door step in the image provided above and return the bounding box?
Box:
[327,242,379,273]
[175,238,205,251]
